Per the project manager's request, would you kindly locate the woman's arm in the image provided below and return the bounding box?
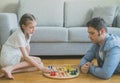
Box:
[19,47,44,70]
[26,44,30,55]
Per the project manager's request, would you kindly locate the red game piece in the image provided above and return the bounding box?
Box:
[50,71,56,76]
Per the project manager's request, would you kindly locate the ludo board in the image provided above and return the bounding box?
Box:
[43,64,80,79]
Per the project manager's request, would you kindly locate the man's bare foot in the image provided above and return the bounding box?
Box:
[1,66,14,79]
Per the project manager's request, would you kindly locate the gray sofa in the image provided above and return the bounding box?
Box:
[0,0,120,56]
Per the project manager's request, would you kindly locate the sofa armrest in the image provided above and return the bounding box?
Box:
[0,13,18,48]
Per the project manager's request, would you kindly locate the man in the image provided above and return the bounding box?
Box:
[80,17,120,79]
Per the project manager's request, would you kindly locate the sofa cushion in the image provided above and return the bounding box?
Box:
[18,0,64,27]
[68,27,90,42]
[92,6,117,27]
[65,0,94,27]
[117,6,120,27]
[107,27,120,37]
[65,0,118,28]
[117,13,120,27]
[31,27,68,42]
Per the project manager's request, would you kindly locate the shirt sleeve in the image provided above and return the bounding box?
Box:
[89,47,120,79]
[6,29,27,48]
[15,33,26,47]
[80,44,97,66]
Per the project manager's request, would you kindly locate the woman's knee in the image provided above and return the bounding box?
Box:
[32,57,41,62]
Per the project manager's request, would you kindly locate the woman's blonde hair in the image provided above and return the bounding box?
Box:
[19,13,36,30]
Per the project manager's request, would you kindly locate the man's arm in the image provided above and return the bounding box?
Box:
[80,44,97,73]
[80,62,92,73]
[80,44,96,66]
[89,47,120,79]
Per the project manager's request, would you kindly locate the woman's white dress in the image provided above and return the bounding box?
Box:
[0,28,31,67]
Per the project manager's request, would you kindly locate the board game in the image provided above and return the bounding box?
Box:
[43,64,80,79]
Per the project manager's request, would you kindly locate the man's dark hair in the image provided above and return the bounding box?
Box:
[87,17,107,32]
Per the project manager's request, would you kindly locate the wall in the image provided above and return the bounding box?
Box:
[0,0,18,13]
[0,0,120,13]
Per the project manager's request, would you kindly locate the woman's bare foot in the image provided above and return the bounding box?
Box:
[0,72,5,78]
[41,67,52,73]
[1,66,14,79]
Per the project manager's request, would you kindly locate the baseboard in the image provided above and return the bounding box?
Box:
[34,55,84,59]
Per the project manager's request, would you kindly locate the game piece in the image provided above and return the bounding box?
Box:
[43,64,80,79]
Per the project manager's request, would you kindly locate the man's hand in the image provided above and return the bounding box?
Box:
[80,62,92,74]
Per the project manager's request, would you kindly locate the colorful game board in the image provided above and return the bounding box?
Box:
[43,64,80,79]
